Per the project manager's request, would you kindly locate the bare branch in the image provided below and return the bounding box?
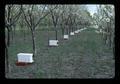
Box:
[34,5,58,28]
[21,5,31,28]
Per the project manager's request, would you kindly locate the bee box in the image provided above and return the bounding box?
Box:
[70,32,75,35]
[49,40,58,46]
[74,30,79,33]
[63,35,69,39]
[17,53,34,63]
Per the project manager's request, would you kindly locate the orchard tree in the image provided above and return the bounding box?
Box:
[59,5,70,36]
[21,5,46,57]
[18,14,27,41]
[5,5,22,73]
[21,5,57,57]
[48,5,61,40]
[93,5,114,49]
[5,5,22,46]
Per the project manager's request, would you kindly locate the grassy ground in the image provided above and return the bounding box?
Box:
[6,27,115,78]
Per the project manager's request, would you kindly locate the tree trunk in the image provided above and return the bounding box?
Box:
[109,32,112,48]
[104,28,107,45]
[31,30,36,57]
[5,39,9,73]
[55,30,58,40]
[67,27,69,35]
[54,26,58,40]
[65,25,67,34]
[13,25,16,37]
[76,25,77,31]
[23,28,26,41]
[113,38,115,59]
[13,25,16,43]
[47,29,49,47]
[68,26,71,34]
[62,28,64,36]
[11,28,14,42]
[7,28,10,47]
[71,27,73,32]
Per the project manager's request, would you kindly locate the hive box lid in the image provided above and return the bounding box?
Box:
[17,53,33,56]
[49,40,59,42]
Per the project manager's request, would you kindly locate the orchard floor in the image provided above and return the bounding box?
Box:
[6,27,115,78]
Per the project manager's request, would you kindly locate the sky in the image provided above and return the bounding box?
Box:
[86,5,98,16]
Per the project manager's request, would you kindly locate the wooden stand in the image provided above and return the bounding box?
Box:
[16,61,33,66]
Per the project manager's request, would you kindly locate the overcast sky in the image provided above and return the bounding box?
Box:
[86,5,98,16]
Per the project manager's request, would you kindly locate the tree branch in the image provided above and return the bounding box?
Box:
[21,5,31,28]
[34,6,58,28]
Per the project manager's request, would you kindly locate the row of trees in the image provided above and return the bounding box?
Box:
[93,5,115,49]
[6,5,114,73]
[5,5,22,73]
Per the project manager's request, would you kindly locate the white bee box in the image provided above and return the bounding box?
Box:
[63,35,69,39]
[17,53,34,63]
[74,30,79,33]
[70,32,74,35]
[49,40,58,46]
[80,29,84,31]
[78,30,80,32]
[77,30,80,33]
[78,29,82,32]
[77,30,80,32]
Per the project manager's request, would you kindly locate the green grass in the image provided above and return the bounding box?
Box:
[6,27,114,78]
